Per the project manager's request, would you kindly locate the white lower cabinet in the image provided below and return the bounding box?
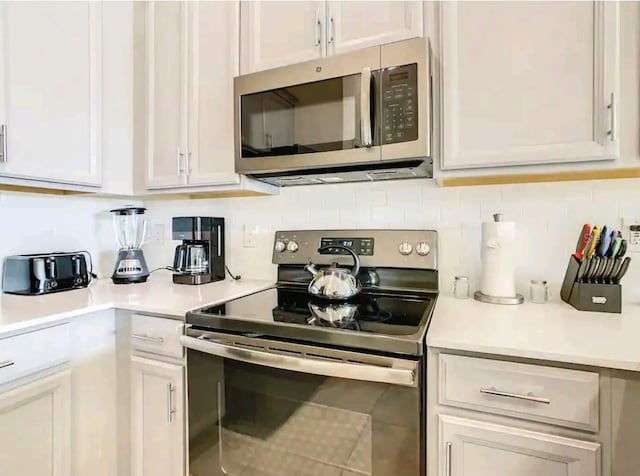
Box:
[0,370,71,476]
[131,355,185,476]
[439,413,601,476]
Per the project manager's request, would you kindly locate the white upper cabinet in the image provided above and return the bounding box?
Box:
[327,1,423,56]
[439,1,620,170]
[240,1,325,74]
[145,2,188,189]
[186,2,240,186]
[145,1,242,189]
[0,1,102,186]
[240,1,424,74]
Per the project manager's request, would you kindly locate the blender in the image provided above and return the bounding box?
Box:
[110,207,150,284]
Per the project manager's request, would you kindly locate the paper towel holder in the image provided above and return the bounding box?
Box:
[474,212,524,305]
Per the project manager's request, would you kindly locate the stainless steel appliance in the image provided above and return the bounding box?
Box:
[2,252,92,295]
[234,38,432,186]
[183,229,438,475]
[110,207,149,284]
[172,217,225,285]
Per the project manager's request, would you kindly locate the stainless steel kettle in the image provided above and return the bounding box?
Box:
[305,245,361,300]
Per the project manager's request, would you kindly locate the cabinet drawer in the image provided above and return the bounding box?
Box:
[0,323,71,387]
[131,314,183,358]
[439,354,599,431]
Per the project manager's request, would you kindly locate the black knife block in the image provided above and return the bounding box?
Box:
[561,256,621,314]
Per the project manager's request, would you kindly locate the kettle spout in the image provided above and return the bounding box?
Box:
[305,261,318,277]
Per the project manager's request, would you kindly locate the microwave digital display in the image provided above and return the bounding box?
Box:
[389,71,409,82]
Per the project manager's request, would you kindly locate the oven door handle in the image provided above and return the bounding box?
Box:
[180,335,417,387]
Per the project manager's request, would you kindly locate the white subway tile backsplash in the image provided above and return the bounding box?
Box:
[141,177,640,302]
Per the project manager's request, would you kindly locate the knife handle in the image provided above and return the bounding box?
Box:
[585,227,601,259]
[608,236,622,258]
[618,239,628,258]
[598,226,611,257]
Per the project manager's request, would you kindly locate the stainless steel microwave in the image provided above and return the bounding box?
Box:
[234,38,432,186]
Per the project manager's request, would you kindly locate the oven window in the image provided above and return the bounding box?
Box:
[240,73,375,159]
[188,350,421,476]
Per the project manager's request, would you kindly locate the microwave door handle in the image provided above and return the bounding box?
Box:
[360,67,373,147]
[180,335,417,387]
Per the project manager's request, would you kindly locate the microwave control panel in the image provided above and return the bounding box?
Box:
[380,63,418,145]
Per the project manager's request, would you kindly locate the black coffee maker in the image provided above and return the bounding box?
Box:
[172,217,225,285]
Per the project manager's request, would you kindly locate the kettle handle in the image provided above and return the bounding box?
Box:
[316,245,360,277]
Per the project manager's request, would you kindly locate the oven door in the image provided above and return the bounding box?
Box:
[182,330,424,476]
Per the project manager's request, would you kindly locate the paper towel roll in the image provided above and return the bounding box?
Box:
[480,220,517,298]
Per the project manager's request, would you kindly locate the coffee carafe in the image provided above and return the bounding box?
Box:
[172,217,225,285]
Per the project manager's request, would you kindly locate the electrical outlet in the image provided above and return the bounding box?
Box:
[243,225,260,248]
[620,218,640,253]
[147,223,165,245]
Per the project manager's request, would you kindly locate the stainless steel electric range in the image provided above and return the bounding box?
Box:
[183,229,438,476]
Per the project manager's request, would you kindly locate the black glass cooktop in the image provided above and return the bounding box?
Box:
[187,285,436,356]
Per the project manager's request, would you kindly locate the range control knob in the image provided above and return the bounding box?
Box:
[287,240,300,252]
[398,241,413,256]
[274,240,287,253]
[416,241,431,256]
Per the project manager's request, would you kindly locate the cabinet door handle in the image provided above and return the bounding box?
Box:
[0,124,7,163]
[607,92,616,142]
[0,360,15,369]
[166,383,176,423]
[480,387,551,404]
[187,151,192,175]
[131,334,164,344]
[328,16,335,45]
[315,11,322,47]
[177,148,185,175]
[445,441,452,476]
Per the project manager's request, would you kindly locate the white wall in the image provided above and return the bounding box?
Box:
[0,192,135,278]
[142,176,640,303]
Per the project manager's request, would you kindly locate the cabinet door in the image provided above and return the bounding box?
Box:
[439,2,619,170]
[131,356,185,476]
[186,1,239,186]
[439,415,600,476]
[145,2,188,189]
[240,1,325,74]
[327,1,423,56]
[0,370,71,476]
[0,2,101,186]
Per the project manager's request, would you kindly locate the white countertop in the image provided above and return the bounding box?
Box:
[427,294,640,372]
[5,273,640,372]
[0,272,273,337]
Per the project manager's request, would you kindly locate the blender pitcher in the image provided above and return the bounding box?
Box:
[110,207,150,284]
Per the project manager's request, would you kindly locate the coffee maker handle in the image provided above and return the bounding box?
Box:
[174,244,187,272]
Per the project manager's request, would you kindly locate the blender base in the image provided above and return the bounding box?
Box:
[112,249,150,284]
[112,275,149,284]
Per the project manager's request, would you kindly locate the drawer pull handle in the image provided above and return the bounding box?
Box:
[131,334,164,344]
[480,387,551,404]
[0,360,15,369]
